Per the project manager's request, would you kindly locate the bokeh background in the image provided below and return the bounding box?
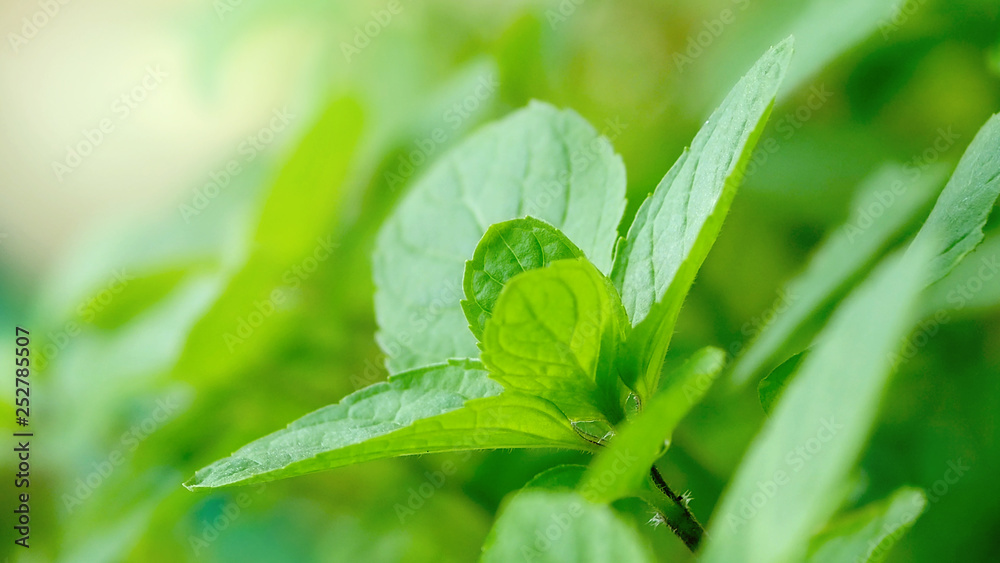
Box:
[1,0,998,561]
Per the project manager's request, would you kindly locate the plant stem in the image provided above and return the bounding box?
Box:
[648,465,705,552]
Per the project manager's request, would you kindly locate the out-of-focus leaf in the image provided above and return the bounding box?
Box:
[86,266,202,331]
[730,163,947,387]
[524,464,588,491]
[757,352,806,415]
[480,490,654,563]
[62,503,155,563]
[60,473,177,563]
[374,101,627,373]
[807,488,927,563]
[701,248,927,563]
[172,96,365,383]
[921,230,1000,317]
[908,113,1000,285]
[776,0,898,92]
[33,187,249,332]
[186,361,592,489]
[684,0,899,109]
[462,217,584,341]
[579,347,725,503]
[482,259,629,424]
[612,38,792,402]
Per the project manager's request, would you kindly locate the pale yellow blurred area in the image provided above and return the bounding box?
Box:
[0,0,328,279]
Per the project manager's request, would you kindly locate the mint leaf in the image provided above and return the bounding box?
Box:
[579,347,725,503]
[730,163,946,387]
[701,249,928,563]
[612,38,793,401]
[482,259,629,424]
[807,488,927,563]
[481,490,654,563]
[374,102,627,373]
[462,217,584,340]
[908,113,1000,285]
[185,361,592,489]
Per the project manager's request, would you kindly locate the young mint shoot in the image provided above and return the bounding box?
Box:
[185,32,1000,559]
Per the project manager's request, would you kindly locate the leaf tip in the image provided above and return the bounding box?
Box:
[774,35,795,52]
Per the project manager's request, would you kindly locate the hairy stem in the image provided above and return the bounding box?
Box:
[647,465,705,552]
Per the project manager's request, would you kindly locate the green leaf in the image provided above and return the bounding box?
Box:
[921,229,1000,317]
[481,259,629,424]
[908,113,1000,285]
[462,217,584,341]
[579,347,725,504]
[86,266,199,331]
[172,96,365,384]
[757,352,806,415]
[374,101,627,373]
[62,485,169,563]
[185,361,592,489]
[523,464,588,491]
[700,248,928,563]
[777,0,900,93]
[480,490,654,563]
[528,462,709,552]
[579,348,724,552]
[612,38,792,402]
[807,488,927,563]
[683,1,900,111]
[729,162,947,387]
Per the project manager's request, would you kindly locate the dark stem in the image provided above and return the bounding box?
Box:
[649,465,705,552]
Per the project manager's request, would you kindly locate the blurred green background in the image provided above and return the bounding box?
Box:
[0,0,998,561]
